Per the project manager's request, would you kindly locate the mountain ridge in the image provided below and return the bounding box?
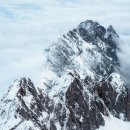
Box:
[0,20,130,130]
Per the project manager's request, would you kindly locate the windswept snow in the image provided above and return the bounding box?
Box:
[109,73,126,93]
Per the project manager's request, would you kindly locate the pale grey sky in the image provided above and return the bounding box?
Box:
[0,0,130,97]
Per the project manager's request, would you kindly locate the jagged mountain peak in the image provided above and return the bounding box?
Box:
[78,20,117,36]
[107,25,117,35]
[0,20,130,130]
[78,20,105,33]
[77,20,119,46]
[45,20,120,82]
[1,78,36,101]
[78,20,99,29]
[0,78,41,130]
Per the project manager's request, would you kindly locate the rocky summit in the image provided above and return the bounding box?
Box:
[0,20,130,130]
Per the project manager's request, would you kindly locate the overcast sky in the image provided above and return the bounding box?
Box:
[0,0,130,98]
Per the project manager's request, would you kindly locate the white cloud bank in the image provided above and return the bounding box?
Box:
[0,0,130,97]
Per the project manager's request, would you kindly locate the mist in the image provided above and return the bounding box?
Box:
[118,35,130,85]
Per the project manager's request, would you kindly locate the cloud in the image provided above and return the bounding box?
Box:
[118,35,130,85]
[0,0,130,97]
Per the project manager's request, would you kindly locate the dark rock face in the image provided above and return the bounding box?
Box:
[8,75,130,130]
[95,79,128,119]
[0,20,130,130]
[66,78,105,130]
[78,20,107,42]
[77,20,119,78]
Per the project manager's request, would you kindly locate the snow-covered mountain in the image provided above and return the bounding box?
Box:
[0,20,130,130]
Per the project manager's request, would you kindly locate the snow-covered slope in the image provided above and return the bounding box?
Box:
[0,20,130,130]
[97,115,130,130]
[0,78,40,130]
